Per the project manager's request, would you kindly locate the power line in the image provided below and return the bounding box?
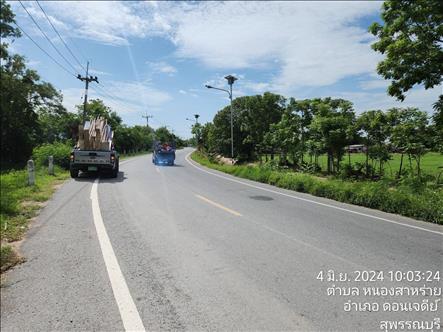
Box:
[14,21,76,77]
[35,0,86,72]
[18,0,78,74]
[89,84,131,112]
[96,82,128,103]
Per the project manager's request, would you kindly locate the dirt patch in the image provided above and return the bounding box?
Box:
[215,155,237,165]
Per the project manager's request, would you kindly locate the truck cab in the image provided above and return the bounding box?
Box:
[70,149,119,178]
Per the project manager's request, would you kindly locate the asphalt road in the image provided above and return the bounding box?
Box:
[2,148,442,331]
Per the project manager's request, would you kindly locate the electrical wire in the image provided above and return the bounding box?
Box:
[13,21,76,77]
[18,0,79,74]
[35,0,86,72]
[97,82,127,103]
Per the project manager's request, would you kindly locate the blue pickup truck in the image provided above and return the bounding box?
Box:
[152,141,176,166]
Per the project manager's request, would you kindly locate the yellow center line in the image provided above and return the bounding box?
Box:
[195,194,242,217]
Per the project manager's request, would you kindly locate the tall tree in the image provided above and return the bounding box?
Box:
[388,108,429,177]
[309,98,355,173]
[264,108,301,167]
[1,0,65,165]
[432,95,443,152]
[357,110,391,176]
[369,0,443,102]
[76,99,122,130]
[239,92,286,160]
[0,0,21,60]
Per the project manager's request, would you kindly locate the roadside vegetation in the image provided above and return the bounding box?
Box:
[0,166,69,272]
[192,151,443,224]
[189,1,442,225]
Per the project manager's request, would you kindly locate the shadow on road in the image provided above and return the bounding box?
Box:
[73,171,127,183]
[154,164,184,168]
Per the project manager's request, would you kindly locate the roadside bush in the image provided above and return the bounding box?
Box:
[33,141,72,170]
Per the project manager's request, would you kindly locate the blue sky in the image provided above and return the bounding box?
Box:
[8,1,442,138]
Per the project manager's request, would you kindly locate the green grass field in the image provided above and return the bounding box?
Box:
[261,152,443,177]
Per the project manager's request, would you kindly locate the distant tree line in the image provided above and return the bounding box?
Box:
[196,93,442,178]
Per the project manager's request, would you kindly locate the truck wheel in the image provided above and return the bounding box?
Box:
[70,168,79,178]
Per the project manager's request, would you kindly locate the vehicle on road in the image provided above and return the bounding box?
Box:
[70,117,119,178]
[152,141,176,166]
[70,149,119,178]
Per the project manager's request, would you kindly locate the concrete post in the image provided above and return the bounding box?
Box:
[27,159,35,186]
[48,155,54,175]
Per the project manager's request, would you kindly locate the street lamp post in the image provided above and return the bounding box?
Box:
[205,75,237,159]
[187,114,200,146]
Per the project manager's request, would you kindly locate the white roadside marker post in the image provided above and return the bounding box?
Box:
[48,155,54,175]
[27,159,35,186]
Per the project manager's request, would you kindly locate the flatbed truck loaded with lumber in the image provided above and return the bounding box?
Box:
[69,117,119,178]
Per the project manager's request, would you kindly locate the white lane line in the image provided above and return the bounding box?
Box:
[196,194,242,217]
[185,152,443,236]
[90,180,146,332]
[155,167,160,173]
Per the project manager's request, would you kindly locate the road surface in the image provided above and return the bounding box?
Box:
[2,148,442,331]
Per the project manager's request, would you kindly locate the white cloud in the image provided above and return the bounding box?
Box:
[60,88,84,113]
[165,1,383,92]
[146,61,177,75]
[333,86,442,115]
[179,89,186,94]
[17,1,169,46]
[359,79,389,90]
[16,1,384,90]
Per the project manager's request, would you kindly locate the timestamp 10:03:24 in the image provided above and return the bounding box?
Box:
[317,270,441,283]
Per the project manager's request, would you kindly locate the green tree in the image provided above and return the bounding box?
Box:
[0,0,21,60]
[191,122,203,149]
[37,98,79,144]
[154,126,175,144]
[357,110,391,177]
[388,108,429,177]
[432,95,443,152]
[286,98,315,163]
[309,98,356,173]
[369,0,443,101]
[238,92,286,160]
[76,99,122,130]
[1,0,67,165]
[264,108,301,167]
[199,122,216,153]
[1,56,63,164]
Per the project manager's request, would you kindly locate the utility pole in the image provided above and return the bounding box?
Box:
[142,113,153,127]
[77,61,98,122]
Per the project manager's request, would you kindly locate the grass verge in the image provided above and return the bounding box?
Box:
[1,166,69,272]
[191,151,443,224]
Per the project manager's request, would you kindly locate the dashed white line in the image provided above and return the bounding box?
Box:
[90,180,145,332]
[185,152,442,236]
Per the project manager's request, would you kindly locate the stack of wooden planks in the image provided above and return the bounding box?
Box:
[77,117,113,150]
